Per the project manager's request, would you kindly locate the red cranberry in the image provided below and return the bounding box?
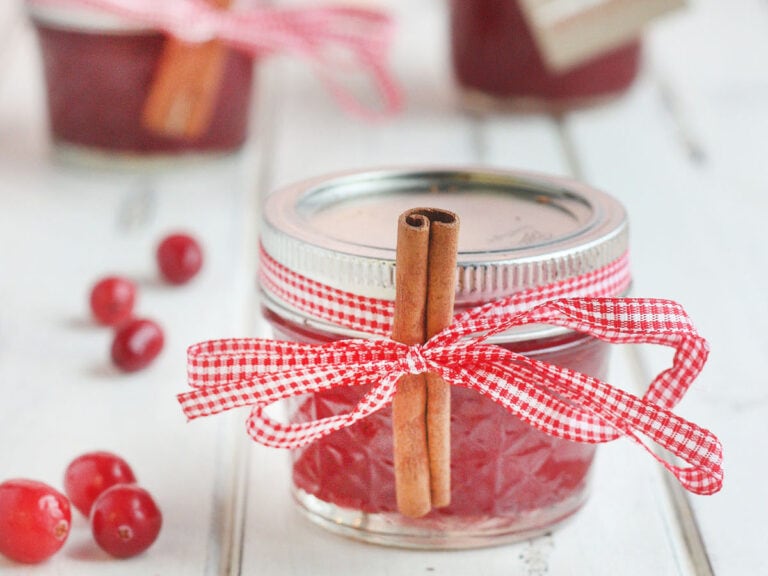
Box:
[89,276,137,326]
[111,318,164,372]
[156,233,203,285]
[0,479,71,564]
[90,485,162,558]
[63,452,137,516]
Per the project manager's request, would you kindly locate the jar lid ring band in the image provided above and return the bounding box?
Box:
[259,243,632,337]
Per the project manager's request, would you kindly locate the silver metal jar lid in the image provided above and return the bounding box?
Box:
[260,166,629,338]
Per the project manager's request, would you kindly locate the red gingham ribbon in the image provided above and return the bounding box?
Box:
[259,245,633,336]
[178,297,723,496]
[28,0,402,119]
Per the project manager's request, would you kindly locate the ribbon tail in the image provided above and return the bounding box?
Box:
[450,364,621,442]
[178,379,262,420]
[546,367,724,495]
[450,355,723,495]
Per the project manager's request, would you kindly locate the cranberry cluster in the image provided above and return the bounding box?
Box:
[89,232,203,372]
[0,452,161,564]
[0,234,204,563]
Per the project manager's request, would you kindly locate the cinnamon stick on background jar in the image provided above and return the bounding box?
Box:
[391,208,459,518]
[142,0,233,139]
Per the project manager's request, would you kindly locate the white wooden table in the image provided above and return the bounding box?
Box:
[1,0,765,574]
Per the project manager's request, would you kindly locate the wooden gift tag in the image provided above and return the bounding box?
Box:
[518,0,686,71]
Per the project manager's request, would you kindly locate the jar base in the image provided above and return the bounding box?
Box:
[293,488,588,550]
[456,86,627,115]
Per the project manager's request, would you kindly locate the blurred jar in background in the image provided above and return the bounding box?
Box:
[449,0,642,111]
[28,5,255,164]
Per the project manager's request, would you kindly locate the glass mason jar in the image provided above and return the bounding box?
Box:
[449,0,641,111]
[259,167,629,548]
[27,5,255,164]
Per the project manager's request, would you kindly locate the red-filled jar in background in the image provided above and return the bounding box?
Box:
[27,5,255,164]
[449,0,641,111]
[259,167,630,548]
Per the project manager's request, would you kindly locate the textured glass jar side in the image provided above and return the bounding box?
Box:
[265,308,609,548]
[32,23,255,157]
[449,0,641,110]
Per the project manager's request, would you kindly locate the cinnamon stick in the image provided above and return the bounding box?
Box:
[391,211,432,519]
[391,208,459,518]
[424,211,458,509]
[142,0,232,139]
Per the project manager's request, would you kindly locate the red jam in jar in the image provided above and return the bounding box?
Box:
[259,168,629,548]
[449,0,641,109]
[29,6,254,161]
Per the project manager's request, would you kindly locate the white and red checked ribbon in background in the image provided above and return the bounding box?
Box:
[179,251,723,495]
[27,0,403,119]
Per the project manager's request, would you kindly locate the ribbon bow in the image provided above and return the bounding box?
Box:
[28,0,402,118]
[178,296,723,496]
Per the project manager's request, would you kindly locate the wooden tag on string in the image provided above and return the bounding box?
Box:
[517,0,686,72]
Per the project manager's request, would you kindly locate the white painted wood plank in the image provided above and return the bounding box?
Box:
[562,2,768,573]
[0,154,265,574]
[479,113,571,176]
[647,0,768,184]
[0,11,266,575]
